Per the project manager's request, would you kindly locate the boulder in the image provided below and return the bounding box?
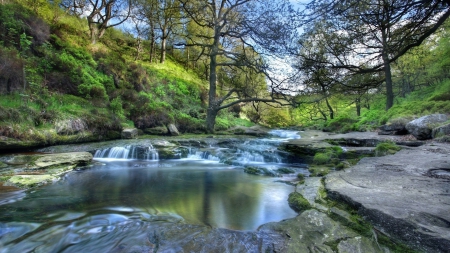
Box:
[432,123,450,138]
[121,128,138,139]
[378,123,408,135]
[259,210,386,252]
[55,118,87,135]
[405,114,448,140]
[167,124,180,136]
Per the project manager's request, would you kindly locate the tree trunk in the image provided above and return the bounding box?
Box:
[383,54,394,110]
[206,107,218,134]
[149,37,155,63]
[381,28,394,110]
[356,98,361,117]
[325,97,334,120]
[206,30,220,134]
[160,37,166,64]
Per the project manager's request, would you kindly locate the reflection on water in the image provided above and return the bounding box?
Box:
[0,159,297,251]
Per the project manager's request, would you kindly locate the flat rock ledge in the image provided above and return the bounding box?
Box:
[3,152,93,188]
[325,142,450,253]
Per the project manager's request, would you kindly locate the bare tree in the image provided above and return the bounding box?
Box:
[178,0,299,133]
[85,0,133,44]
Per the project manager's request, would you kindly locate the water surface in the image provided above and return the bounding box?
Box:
[0,132,303,251]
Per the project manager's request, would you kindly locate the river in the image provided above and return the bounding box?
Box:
[0,130,306,252]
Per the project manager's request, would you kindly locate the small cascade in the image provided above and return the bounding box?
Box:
[94,145,159,160]
[235,150,265,164]
[187,149,220,161]
[268,129,301,139]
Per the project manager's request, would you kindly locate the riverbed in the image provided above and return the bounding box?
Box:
[0,130,306,252]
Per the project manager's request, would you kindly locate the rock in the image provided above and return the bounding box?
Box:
[232,125,270,137]
[325,142,450,253]
[55,118,87,135]
[338,237,382,253]
[6,175,57,188]
[259,210,386,253]
[432,123,450,138]
[295,177,328,211]
[167,124,180,136]
[288,192,311,212]
[121,128,138,139]
[5,152,93,188]
[405,114,448,140]
[143,126,168,135]
[378,122,408,135]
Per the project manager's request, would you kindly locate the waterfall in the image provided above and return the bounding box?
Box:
[94,145,159,160]
[268,130,301,139]
[186,149,220,161]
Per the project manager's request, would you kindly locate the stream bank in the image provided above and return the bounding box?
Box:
[0,130,448,252]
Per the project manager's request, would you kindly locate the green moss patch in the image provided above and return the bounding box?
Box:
[288,192,311,212]
[375,141,401,156]
[7,174,56,188]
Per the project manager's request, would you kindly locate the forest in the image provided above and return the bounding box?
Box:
[1,0,450,143]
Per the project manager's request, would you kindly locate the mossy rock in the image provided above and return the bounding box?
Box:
[244,166,278,176]
[288,192,311,212]
[308,165,331,177]
[277,167,295,174]
[6,174,56,188]
[297,173,306,184]
[375,141,401,156]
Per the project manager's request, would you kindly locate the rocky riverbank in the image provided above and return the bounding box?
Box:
[280,129,450,253]
[1,128,449,252]
[325,142,450,252]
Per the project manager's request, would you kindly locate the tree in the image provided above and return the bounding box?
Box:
[85,0,133,44]
[155,0,182,63]
[302,0,450,110]
[179,0,299,133]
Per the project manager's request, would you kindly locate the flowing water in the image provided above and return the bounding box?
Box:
[0,130,306,252]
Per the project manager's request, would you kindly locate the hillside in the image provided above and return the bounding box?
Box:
[0,1,256,150]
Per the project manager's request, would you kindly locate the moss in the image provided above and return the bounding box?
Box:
[0,161,7,169]
[0,176,11,182]
[313,152,330,165]
[288,192,311,212]
[244,166,261,175]
[308,165,331,177]
[7,174,56,188]
[277,167,295,174]
[244,166,277,176]
[296,173,305,184]
[375,141,401,156]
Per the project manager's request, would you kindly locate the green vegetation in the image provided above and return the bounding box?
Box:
[288,192,311,212]
[0,0,449,144]
[0,0,261,146]
[375,141,402,156]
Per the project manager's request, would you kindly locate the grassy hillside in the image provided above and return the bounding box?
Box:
[0,1,253,147]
